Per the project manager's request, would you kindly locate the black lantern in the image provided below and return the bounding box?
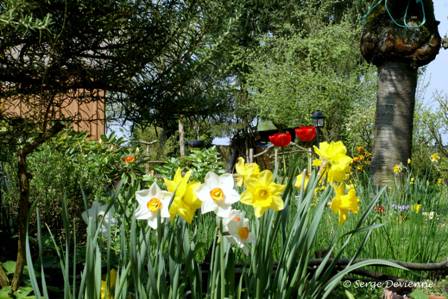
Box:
[311,110,325,128]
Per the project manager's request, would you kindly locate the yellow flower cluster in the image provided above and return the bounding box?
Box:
[351,146,372,172]
[314,141,360,224]
[236,158,286,217]
[430,153,441,163]
[393,164,403,174]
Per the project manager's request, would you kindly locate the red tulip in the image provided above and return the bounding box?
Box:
[269,132,291,147]
[295,126,316,142]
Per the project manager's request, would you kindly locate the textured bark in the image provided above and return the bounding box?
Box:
[360,0,441,185]
[178,116,185,157]
[372,63,416,185]
[11,153,31,291]
[0,262,9,287]
[361,0,441,68]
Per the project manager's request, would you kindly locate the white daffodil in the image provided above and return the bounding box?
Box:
[82,201,117,234]
[196,172,240,218]
[135,182,173,229]
[223,210,255,255]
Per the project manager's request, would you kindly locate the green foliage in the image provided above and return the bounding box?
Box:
[409,98,447,181]
[245,21,376,140]
[155,147,225,182]
[130,124,178,161]
[0,130,145,238]
[0,261,33,299]
[316,170,448,282]
[0,0,51,32]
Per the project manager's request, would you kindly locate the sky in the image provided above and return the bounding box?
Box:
[422,0,448,106]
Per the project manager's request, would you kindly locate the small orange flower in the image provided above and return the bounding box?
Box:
[374,205,385,214]
[122,155,136,164]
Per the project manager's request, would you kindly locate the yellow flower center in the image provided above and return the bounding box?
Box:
[238,227,249,241]
[257,188,269,199]
[210,187,224,202]
[147,197,162,212]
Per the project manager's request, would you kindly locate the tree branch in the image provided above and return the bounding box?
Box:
[21,121,65,156]
[309,258,448,271]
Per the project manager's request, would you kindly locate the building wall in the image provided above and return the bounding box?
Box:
[0,89,106,140]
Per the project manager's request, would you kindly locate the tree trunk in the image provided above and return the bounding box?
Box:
[178,116,185,157]
[371,61,417,185]
[11,152,31,291]
[0,262,9,287]
[10,122,64,291]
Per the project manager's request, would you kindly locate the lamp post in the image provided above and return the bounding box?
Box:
[311,110,325,144]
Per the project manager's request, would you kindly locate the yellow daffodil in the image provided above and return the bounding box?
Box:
[312,159,322,167]
[100,269,117,299]
[240,170,285,217]
[393,164,402,174]
[330,184,360,224]
[235,157,260,187]
[437,178,444,185]
[313,141,352,183]
[294,172,309,190]
[327,160,352,183]
[169,182,201,223]
[411,203,422,214]
[430,153,441,163]
[164,168,202,223]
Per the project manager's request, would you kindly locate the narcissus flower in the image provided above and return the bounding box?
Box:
[223,210,255,255]
[100,269,117,299]
[135,182,173,229]
[314,141,352,183]
[164,168,202,223]
[82,201,117,234]
[411,203,422,214]
[422,211,435,220]
[294,172,309,190]
[240,170,286,217]
[170,182,202,223]
[196,172,240,217]
[431,153,441,163]
[295,126,316,142]
[393,164,402,174]
[235,157,260,187]
[330,184,360,224]
[269,132,291,147]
